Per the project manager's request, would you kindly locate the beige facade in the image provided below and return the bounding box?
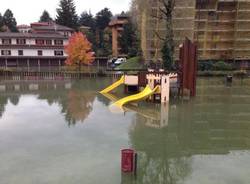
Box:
[109,16,128,57]
[138,0,250,64]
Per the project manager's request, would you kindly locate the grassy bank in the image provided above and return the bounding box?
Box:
[116,57,146,70]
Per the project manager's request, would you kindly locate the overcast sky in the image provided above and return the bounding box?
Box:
[0,0,131,25]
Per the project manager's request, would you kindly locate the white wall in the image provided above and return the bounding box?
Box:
[0,38,67,46]
[9,49,66,57]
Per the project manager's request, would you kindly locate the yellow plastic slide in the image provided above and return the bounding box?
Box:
[100,75,125,94]
[113,85,160,107]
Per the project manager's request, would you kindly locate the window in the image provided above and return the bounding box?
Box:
[54,40,63,45]
[64,32,69,37]
[36,39,44,45]
[18,50,23,56]
[2,39,11,45]
[54,50,64,56]
[16,39,26,45]
[45,40,52,45]
[37,50,43,56]
[1,50,11,56]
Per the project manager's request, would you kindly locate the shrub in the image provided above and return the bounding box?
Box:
[198,61,214,71]
[213,61,233,71]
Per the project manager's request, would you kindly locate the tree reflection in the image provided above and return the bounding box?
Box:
[37,81,96,126]
[0,81,96,126]
[128,94,250,183]
[9,95,20,106]
[0,96,8,118]
[62,90,95,126]
[128,115,192,184]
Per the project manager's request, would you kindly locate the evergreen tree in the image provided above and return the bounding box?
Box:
[39,10,53,22]
[95,8,112,53]
[56,0,78,29]
[95,8,112,30]
[119,18,139,57]
[79,11,95,29]
[3,9,18,32]
[79,11,97,51]
[0,13,4,32]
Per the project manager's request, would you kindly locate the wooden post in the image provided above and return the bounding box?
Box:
[178,38,197,97]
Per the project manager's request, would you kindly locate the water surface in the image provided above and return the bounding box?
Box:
[0,77,250,184]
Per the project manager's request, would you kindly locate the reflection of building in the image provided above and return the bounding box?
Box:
[109,15,128,57]
[0,80,96,126]
[0,22,73,68]
[128,97,250,183]
[102,92,169,128]
[138,0,250,68]
[0,81,71,93]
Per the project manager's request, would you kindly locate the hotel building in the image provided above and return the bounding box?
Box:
[0,23,73,69]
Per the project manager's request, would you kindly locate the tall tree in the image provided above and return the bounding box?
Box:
[39,10,53,22]
[79,12,97,51]
[119,18,139,57]
[79,11,95,29]
[65,32,95,69]
[95,8,112,54]
[0,13,3,32]
[95,8,112,30]
[159,0,175,70]
[3,9,18,32]
[56,0,78,29]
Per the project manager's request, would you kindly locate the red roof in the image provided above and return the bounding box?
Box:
[17,24,31,29]
[30,22,51,27]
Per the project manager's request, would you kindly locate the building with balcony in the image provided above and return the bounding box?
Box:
[109,15,128,57]
[0,23,73,69]
[138,0,250,68]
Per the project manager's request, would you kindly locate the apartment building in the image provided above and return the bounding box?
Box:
[0,23,73,68]
[139,0,250,68]
[109,15,128,57]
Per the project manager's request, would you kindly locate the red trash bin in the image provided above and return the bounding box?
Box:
[121,149,135,173]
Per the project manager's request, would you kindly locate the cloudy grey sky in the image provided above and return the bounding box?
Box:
[0,0,131,25]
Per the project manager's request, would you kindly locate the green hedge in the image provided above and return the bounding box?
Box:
[198,61,234,71]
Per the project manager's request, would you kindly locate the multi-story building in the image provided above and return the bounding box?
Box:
[0,22,73,69]
[109,15,129,57]
[138,0,250,68]
[17,25,31,33]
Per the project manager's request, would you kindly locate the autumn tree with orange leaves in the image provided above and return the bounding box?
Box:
[65,32,95,69]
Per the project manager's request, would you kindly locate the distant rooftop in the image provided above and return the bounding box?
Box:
[0,32,68,39]
[32,24,74,32]
[17,24,31,29]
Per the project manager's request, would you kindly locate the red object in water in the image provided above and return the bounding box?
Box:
[121,149,135,173]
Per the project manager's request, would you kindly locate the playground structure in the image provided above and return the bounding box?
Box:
[102,92,169,128]
[100,71,177,108]
[100,38,197,108]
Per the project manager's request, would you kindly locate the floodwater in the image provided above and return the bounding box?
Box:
[0,77,250,184]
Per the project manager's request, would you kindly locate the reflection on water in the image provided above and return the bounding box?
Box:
[127,78,250,184]
[0,80,99,126]
[0,77,250,183]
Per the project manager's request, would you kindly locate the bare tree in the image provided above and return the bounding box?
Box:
[153,0,175,70]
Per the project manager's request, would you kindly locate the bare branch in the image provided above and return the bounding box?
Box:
[159,7,167,17]
[154,30,165,41]
[150,12,163,20]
